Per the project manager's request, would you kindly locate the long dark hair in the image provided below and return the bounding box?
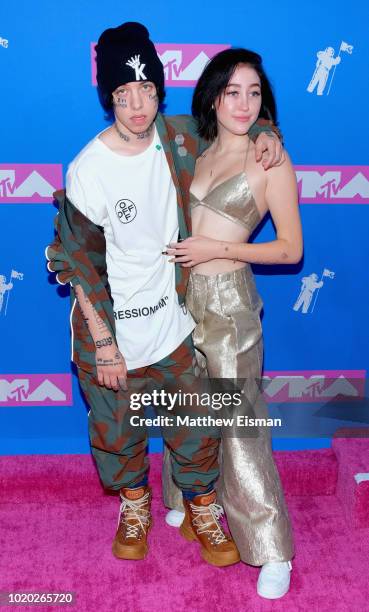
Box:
[192,48,277,141]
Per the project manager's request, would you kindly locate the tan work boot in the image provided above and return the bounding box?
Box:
[180,490,240,567]
[112,485,152,560]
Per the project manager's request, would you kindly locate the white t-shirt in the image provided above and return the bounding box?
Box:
[66,127,195,370]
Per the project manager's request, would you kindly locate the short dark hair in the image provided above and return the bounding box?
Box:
[192,48,277,141]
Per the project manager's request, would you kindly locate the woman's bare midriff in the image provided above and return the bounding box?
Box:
[192,259,246,275]
[191,206,250,276]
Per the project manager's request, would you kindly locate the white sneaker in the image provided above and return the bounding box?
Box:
[257,560,292,599]
[165,509,185,527]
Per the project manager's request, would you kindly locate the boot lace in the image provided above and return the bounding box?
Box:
[189,501,228,545]
[118,491,151,539]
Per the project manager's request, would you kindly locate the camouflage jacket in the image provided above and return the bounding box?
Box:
[46,113,278,373]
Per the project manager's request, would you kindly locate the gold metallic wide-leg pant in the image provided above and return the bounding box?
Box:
[163,266,294,565]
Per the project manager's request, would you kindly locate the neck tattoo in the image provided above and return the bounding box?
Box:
[114,122,154,142]
[137,124,154,140]
[114,123,130,142]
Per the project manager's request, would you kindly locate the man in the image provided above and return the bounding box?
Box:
[46,21,282,565]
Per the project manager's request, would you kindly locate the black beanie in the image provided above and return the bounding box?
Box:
[95,22,165,108]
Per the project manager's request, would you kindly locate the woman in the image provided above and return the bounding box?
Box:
[164,48,302,600]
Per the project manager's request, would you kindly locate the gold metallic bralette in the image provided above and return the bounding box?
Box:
[190,172,261,234]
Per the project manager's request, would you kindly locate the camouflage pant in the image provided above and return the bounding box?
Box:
[78,334,221,492]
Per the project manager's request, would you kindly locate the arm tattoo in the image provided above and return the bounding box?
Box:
[92,308,107,332]
[76,293,89,319]
[95,336,113,349]
[75,290,110,336]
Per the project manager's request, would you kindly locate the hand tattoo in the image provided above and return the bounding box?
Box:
[96,354,123,367]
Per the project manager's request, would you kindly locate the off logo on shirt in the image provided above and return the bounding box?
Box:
[115,199,137,223]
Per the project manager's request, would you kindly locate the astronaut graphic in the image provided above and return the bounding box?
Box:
[293,269,335,314]
[0,275,13,314]
[307,41,353,96]
[0,270,24,315]
[307,47,341,95]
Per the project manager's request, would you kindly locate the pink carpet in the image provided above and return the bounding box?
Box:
[1,439,369,612]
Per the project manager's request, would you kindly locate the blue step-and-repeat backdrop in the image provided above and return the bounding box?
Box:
[1,1,368,454]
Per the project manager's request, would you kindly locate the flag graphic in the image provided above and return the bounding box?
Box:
[323,269,335,279]
[340,41,354,54]
[11,270,24,281]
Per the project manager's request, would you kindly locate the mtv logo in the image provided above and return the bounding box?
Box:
[262,370,366,403]
[0,374,73,406]
[155,44,230,86]
[91,43,230,87]
[295,166,369,204]
[0,164,63,203]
